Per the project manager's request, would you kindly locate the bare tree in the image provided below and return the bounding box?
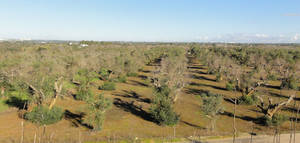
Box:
[49,77,63,110]
[257,94,295,119]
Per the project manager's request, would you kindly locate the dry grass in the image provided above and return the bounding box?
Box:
[0,43,299,143]
[0,61,299,143]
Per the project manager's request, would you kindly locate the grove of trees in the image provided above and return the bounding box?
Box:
[0,41,299,142]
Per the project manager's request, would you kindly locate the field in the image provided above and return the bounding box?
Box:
[0,41,299,143]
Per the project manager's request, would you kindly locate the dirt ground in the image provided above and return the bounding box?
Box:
[0,62,299,143]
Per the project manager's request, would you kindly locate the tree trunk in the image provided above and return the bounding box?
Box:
[20,120,24,143]
[1,87,4,96]
[49,97,57,110]
[257,94,295,119]
[233,97,237,143]
[294,105,299,143]
[49,77,63,110]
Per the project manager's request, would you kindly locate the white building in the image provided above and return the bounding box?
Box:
[80,44,89,47]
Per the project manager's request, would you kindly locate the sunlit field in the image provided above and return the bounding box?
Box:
[0,41,299,142]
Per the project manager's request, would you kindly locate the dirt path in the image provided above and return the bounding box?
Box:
[183,133,300,143]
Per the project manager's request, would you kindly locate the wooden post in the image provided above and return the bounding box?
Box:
[173,126,176,139]
[289,119,293,143]
[20,120,24,143]
[233,98,237,143]
[233,87,237,143]
[34,132,36,143]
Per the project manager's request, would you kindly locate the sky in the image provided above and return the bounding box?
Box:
[0,0,300,43]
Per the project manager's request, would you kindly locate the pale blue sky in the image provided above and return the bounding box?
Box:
[0,0,299,42]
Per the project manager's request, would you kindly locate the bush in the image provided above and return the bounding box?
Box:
[75,88,93,101]
[201,92,224,131]
[280,76,298,90]
[150,86,179,126]
[25,105,64,125]
[264,114,288,127]
[99,68,110,80]
[84,94,112,131]
[226,82,235,91]
[238,94,258,105]
[267,74,277,81]
[100,82,116,91]
[117,75,127,83]
[127,72,138,77]
[201,93,224,116]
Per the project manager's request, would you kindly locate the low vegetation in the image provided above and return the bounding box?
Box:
[0,42,299,142]
[24,105,64,125]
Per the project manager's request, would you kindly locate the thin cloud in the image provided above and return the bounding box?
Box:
[196,33,300,43]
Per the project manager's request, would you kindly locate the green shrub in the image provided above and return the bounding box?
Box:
[75,89,93,101]
[0,99,9,112]
[201,93,224,117]
[150,86,179,126]
[84,94,112,131]
[201,92,224,131]
[226,83,235,91]
[117,76,127,83]
[267,74,277,81]
[100,82,116,91]
[238,94,258,105]
[99,68,110,80]
[264,114,288,127]
[127,72,138,77]
[280,76,298,90]
[25,105,64,125]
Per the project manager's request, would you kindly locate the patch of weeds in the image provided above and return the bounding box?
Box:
[99,82,116,91]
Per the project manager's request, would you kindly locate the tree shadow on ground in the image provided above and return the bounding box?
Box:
[146,58,162,67]
[184,88,209,95]
[113,98,154,122]
[263,84,281,90]
[189,70,207,75]
[187,66,206,70]
[249,108,262,114]
[113,90,151,103]
[190,74,216,82]
[189,82,227,91]
[64,110,93,129]
[289,117,300,123]
[138,75,148,80]
[5,96,28,110]
[185,138,203,143]
[128,80,148,87]
[282,106,300,114]
[181,120,205,129]
[221,111,265,125]
[268,92,289,99]
[269,92,300,101]
[138,69,151,73]
[223,97,236,105]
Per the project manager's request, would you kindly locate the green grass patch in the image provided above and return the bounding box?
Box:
[99,81,116,91]
[0,99,9,112]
